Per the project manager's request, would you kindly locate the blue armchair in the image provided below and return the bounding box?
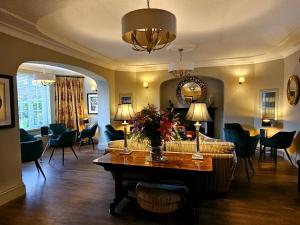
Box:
[49,123,69,139]
[224,128,259,180]
[104,125,124,142]
[19,129,46,179]
[78,123,98,150]
[49,130,78,165]
[260,131,296,168]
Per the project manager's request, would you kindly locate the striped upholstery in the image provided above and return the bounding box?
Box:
[107,138,236,193]
[136,182,187,213]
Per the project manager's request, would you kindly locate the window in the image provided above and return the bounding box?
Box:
[17,72,51,130]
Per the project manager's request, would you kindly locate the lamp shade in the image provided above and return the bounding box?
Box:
[114,103,135,121]
[262,118,271,127]
[185,103,212,122]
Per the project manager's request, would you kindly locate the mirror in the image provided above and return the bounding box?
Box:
[287,75,300,106]
[176,76,207,106]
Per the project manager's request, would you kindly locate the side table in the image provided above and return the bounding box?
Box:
[35,134,53,161]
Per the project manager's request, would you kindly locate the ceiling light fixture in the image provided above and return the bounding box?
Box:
[168,48,194,78]
[32,65,56,86]
[122,0,176,54]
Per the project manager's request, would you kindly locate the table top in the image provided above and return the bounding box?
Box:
[93,149,213,172]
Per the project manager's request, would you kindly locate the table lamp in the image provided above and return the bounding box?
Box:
[114,103,135,155]
[185,103,212,160]
[261,118,272,137]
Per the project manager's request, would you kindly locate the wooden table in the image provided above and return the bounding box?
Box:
[93,150,213,215]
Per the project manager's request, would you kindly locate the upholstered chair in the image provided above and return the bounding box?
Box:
[19,129,46,179]
[260,131,296,168]
[49,130,78,165]
[224,128,259,180]
[104,125,124,142]
[78,123,98,150]
[49,123,69,139]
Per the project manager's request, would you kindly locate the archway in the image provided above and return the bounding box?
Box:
[17,61,110,150]
[159,76,224,138]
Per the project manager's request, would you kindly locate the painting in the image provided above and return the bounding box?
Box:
[260,89,278,121]
[87,93,98,114]
[0,74,15,129]
[119,93,132,104]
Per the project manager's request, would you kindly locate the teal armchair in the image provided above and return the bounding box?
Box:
[20,128,36,142]
[49,123,69,139]
[260,131,296,168]
[20,129,46,179]
[224,128,259,180]
[78,123,98,150]
[49,130,78,165]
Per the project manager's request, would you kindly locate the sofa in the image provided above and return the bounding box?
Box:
[106,135,236,193]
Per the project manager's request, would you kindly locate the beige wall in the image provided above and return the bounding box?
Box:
[1,30,300,206]
[0,32,115,206]
[283,49,300,164]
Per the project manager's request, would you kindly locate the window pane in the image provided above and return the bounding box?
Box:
[17,72,51,130]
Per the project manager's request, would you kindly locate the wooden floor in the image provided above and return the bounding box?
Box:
[0,145,299,225]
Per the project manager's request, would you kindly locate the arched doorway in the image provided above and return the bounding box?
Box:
[17,61,110,150]
[159,76,224,138]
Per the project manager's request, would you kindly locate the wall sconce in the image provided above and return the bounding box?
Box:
[143,81,149,88]
[239,77,245,85]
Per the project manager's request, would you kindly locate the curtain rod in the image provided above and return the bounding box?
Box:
[56,75,84,78]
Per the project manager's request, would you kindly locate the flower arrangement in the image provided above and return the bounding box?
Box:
[132,104,180,147]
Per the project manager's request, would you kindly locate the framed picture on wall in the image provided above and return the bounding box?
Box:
[87,93,98,114]
[260,89,278,121]
[0,74,15,129]
[119,93,133,104]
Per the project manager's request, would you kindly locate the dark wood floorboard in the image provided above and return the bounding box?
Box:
[0,145,299,225]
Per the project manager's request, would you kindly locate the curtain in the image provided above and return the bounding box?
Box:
[55,76,84,131]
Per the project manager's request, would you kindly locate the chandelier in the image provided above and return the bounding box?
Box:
[168,48,194,78]
[32,66,56,86]
[122,0,176,54]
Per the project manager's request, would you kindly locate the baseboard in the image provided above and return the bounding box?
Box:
[0,183,26,206]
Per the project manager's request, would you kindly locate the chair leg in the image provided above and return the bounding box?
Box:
[34,160,46,180]
[49,147,55,163]
[247,157,254,174]
[79,138,82,151]
[244,158,250,181]
[284,148,294,165]
[90,138,95,150]
[70,146,78,160]
[62,147,64,165]
[274,148,277,168]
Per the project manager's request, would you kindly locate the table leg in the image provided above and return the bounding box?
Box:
[109,170,124,214]
[40,142,49,162]
[185,176,198,224]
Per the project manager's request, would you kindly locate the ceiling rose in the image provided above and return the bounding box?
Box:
[168,48,194,78]
[121,0,176,54]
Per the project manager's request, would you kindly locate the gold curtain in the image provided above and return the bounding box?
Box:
[55,76,84,131]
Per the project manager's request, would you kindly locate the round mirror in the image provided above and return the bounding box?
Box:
[287,75,300,106]
[176,76,207,106]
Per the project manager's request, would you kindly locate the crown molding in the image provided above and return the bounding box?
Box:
[1,10,300,72]
[0,22,117,70]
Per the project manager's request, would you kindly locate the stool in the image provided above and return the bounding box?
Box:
[135,182,187,214]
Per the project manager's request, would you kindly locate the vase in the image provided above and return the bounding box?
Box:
[148,145,167,162]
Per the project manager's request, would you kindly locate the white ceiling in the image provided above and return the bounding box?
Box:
[2,0,300,71]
